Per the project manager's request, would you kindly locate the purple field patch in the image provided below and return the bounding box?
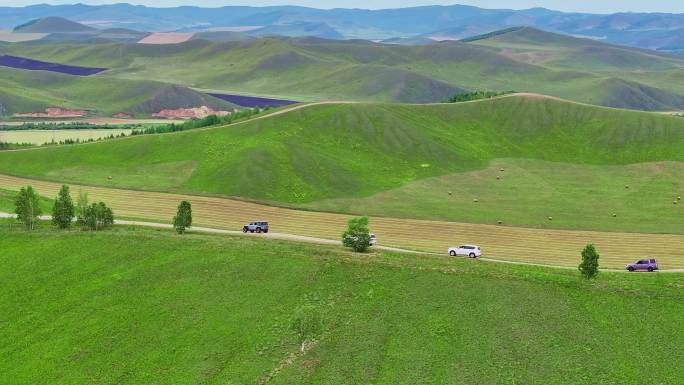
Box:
[0,55,107,76]
[208,93,298,108]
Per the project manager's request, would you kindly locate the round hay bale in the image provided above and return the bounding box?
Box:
[497,220,503,225]
[612,213,617,217]
[625,185,630,189]
[496,176,501,180]
[678,196,682,201]
[107,176,113,180]
[500,168,505,172]
[448,191,453,196]
[674,201,679,205]
[473,198,479,203]
[548,216,553,221]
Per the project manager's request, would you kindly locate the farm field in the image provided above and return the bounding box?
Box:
[0,30,47,42]
[303,158,684,235]
[2,173,684,270]
[208,92,298,108]
[137,32,195,44]
[1,223,682,384]
[0,129,133,145]
[1,118,183,126]
[0,54,107,75]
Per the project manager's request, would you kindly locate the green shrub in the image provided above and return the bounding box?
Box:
[173,201,193,234]
[579,244,600,279]
[81,202,114,231]
[342,216,371,253]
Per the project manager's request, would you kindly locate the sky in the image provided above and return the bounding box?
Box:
[4,1,684,14]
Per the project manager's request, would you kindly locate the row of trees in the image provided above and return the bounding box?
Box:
[14,185,114,231]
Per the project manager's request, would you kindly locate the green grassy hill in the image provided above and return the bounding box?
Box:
[14,16,96,33]
[2,224,682,384]
[0,67,236,117]
[466,27,683,72]
[4,34,684,109]
[2,95,684,233]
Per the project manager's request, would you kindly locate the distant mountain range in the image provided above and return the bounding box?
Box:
[2,3,684,52]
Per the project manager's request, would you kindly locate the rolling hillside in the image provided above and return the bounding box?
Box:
[466,27,683,72]
[2,95,684,233]
[14,16,95,33]
[4,4,684,52]
[3,30,684,109]
[0,67,236,117]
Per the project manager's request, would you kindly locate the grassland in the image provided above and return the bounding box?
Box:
[0,66,236,117]
[1,96,684,231]
[2,173,684,269]
[0,129,132,145]
[1,223,682,384]
[4,31,684,110]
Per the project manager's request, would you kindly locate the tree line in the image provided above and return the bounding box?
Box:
[13,185,114,231]
[446,90,515,103]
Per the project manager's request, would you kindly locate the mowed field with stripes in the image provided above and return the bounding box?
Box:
[3,173,683,270]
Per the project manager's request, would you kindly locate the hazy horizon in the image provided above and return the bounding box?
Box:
[2,1,684,14]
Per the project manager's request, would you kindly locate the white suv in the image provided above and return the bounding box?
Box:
[448,245,482,258]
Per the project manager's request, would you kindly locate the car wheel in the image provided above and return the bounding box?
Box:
[256,227,262,233]
[469,253,476,258]
[264,229,269,234]
[243,227,248,233]
[628,266,635,272]
[648,267,654,272]
[449,251,456,257]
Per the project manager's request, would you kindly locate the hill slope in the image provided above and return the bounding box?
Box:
[0,67,236,117]
[3,95,684,233]
[3,36,684,110]
[2,225,683,384]
[466,27,683,72]
[14,16,95,33]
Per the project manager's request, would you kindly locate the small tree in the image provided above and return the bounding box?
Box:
[173,201,192,234]
[579,244,600,279]
[82,202,114,231]
[52,185,75,229]
[76,190,89,226]
[14,186,42,230]
[290,305,323,353]
[342,216,371,252]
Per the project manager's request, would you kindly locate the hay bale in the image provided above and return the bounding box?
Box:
[496,176,501,180]
[548,216,553,221]
[500,168,505,172]
[473,198,479,203]
[107,176,113,180]
[612,213,617,217]
[678,196,682,201]
[448,191,452,196]
[497,220,503,225]
[625,185,630,189]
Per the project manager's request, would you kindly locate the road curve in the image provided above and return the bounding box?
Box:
[2,212,681,273]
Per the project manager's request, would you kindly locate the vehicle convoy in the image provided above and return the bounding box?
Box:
[448,245,482,258]
[243,221,269,233]
[626,258,658,272]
